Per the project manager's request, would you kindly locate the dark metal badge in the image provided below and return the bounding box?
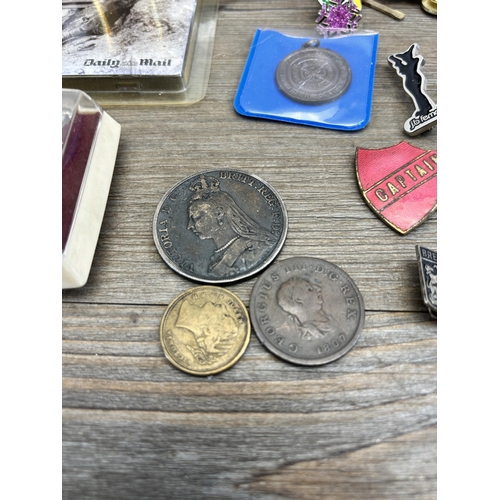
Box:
[388,43,437,136]
[356,141,437,234]
[416,245,437,319]
[249,257,364,366]
[275,39,352,105]
[153,170,288,284]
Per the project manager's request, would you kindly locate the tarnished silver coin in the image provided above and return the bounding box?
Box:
[250,257,364,365]
[153,169,288,284]
[275,40,352,105]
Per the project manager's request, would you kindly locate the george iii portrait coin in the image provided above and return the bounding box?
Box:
[153,169,288,284]
[275,40,352,105]
[160,286,251,376]
[249,257,364,366]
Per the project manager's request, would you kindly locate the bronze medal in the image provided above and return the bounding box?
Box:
[275,40,352,105]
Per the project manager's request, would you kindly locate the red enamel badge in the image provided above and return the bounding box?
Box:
[355,141,437,234]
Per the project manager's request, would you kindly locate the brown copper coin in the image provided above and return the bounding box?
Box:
[250,257,364,365]
[160,286,251,376]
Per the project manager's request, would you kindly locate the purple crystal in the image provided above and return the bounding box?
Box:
[316,0,361,35]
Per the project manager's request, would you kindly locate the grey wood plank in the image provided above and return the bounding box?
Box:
[63,401,436,500]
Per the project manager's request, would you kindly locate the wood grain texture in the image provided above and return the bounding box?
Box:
[62,1,437,498]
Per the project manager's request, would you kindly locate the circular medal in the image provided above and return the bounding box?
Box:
[153,169,288,284]
[160,286,251,376]
[250,257,364,366]
[275,40,352,105]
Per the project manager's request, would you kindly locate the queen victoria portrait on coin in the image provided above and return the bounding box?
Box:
[186,175,278,278]
[153,170,288,284]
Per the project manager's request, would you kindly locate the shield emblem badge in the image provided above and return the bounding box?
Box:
[355,141,437,234]
[416,245,437,318]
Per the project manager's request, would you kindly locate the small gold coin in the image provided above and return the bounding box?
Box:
[160,286,251,376]
[421,0,437,15]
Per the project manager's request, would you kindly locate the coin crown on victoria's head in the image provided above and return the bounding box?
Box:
[188,173,220,200]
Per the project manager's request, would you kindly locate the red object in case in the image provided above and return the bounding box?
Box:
[62,89,121,288]
[62,111,101,251]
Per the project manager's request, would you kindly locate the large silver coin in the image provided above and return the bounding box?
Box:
[275,40,352,105]
[250,257,364,365]
[153,170,288,284]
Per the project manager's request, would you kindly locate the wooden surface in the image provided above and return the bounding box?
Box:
[62,1,437,498]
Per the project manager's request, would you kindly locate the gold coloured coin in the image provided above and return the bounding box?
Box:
[160,286,251,376]
[421,0,437,15]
